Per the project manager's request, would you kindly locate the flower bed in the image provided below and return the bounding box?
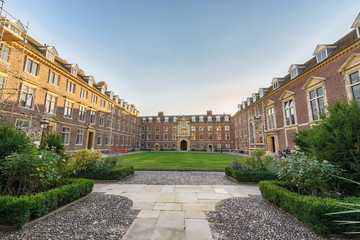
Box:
[0,178,94,227]
[259,180,360,235]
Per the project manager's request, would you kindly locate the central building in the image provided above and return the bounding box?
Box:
[140,111,234,151]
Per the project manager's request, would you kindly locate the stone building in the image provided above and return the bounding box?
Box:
[233,13,360,153]
[140,111,234,151]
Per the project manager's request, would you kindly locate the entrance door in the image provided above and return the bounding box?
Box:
[87,132,94,150]
[180,140,187,150]
[271,136,276,152]
[155,144,159,151]
[208,145,213,152]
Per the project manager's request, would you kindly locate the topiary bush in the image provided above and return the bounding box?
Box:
[225,167,278,183]
[0,178,93,226]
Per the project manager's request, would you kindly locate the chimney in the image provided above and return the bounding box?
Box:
[158,111,164,117]
[207,110,212,116]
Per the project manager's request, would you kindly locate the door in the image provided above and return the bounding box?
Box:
[181,140,187,150]
[87,132,94,150]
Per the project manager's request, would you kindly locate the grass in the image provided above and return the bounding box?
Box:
[121,152,241,170]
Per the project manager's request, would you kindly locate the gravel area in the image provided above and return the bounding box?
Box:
[119,170,238,185]
[206,196,349,240]
[0,193,139,240]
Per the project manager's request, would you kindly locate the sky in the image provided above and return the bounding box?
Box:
[4,0,360,116]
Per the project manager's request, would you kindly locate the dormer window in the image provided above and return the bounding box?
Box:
[101,86,106,94]
[173,117,177,122]
[247,97,252,106]
[156,117,161,123]
[149,117,153,123]
[191,116,196,122]
[199,116,204,122]
[164,117,169,122]
[1,20,25,39]
[142,118,146,123]
[289,64,306,79]
[207,116,212,122]
[272,78,284,90]
[252,93,259,102]
[224,116,229,122]
[83,76,95,87]
[216,116,221,122]
[65,64,79,76]
[39,46,58,62]
[259,88,268,98]
[242,101,247,109]
[313,45,337,63]
[351,13,360,38]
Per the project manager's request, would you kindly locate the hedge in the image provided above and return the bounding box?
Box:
[259,180,360,235]
[225,167,278,183]
[0,178,94,227]
[73,166,134,180]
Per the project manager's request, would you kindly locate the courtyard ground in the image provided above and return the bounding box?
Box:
[0,171,347,240]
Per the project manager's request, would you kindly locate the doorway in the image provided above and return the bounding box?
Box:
[87,131,94,150]
[155,144,159,151]
[208,144,213,152]
[271,136,276,152]
[180,140,187,150]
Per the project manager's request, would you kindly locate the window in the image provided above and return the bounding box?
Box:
[181,123,186,128]
[199,133,204,140]
[90,111,96,124]
[15,119,29,128]
[112,118,115,129]
[99,113,104,126]
[208,134,212,140]
[147,134,151,140]
[173,117,177,122]
[350,71,360,105]
[108,103,112,111]
[208,126,212,131]
[122,123,126,132]
[164,143,168,148]
[91,94,98,104]
[66,81,75,93]
[121,136,124,146]
[80,88,88,99]
[191,116,196,122]
[64,101,73,118]
[45,94,56,114]
[126,124,129,133]
[217,134,221,140]
[110,134,114,145]
[199,116,204,122]
[25,58,39,76]
[199,126,204,131]
[20,85,36,109]
[226,144,230,149]
[164,117,169,122]
[191,126,196,131]
[75,129,83,145]
[225,126,230,131]
[225,134,230,140]
[216,126,221,131]
[164,133,168,140]
[49,72,59,86]
[79,106,86,122]
[217,144,221,149]
[106,116,111,128]
[191,133,196,140]
[207,116,212,122]
[1,45,10,62]
[97,133,102,145]
[155,127,160,132]
[62,127,70,145]
[216,116,221,122]
[284,100,295,125]
[142,118,147,123]
[156,117,161,123]
[267,107,275,129]
[309,87,325,121]
[164,126,168,132]
[224,116,229,122]
[100,99,105,108]
[105,134,110,145]
[117,121,121,131]
[0,76,4,92]
[172,133,176,140]
[172,126,177,131]
[148,117,153,123]
[155,134,159,140]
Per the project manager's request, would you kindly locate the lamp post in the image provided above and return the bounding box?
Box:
[40,119,50,145]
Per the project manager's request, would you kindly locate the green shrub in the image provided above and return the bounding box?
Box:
[39,133,65,154]
[225,167,233,176]
[229,156,253,171]
[0,178,93,226]
[259,180,360,235]
[232,169,278,183]
[293,100,360,195]
[71,149,103,172]
[73,166,134,180]
[244,148,274,171]
[1,148,68,196]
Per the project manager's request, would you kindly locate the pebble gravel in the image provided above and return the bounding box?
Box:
[0,193,139,240]
[206,196,349,240]
[119,170,238,185]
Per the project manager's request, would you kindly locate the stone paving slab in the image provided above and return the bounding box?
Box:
[97,181,261,240]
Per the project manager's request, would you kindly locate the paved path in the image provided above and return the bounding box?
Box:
[93,183,261,240]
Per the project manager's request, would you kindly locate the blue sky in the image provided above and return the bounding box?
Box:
[4,1,360,115]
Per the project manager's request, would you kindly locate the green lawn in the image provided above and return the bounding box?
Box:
[121,152,241,170]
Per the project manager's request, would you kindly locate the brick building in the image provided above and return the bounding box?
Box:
[233,13,360,153]
[0,16,141,152]
[140,111,234,151]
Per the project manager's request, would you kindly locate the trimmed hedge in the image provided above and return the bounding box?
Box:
[225,167,278,183]
[73,166,134,180]
[259,180,360,235]
[0,178,94,227]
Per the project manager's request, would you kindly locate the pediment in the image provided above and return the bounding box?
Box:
[87,124,97,130]
[351,13,360,28]
[339,53,360,73]
[279,90,295,100]
[302,76,326,90]
[264,100,275,107]
[288,64,305,73]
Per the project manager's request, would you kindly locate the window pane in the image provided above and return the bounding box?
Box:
[316,87,323,97]
[350,72,360,85]
[309,90,315,99]
[318,97,325,115]
[311,99,318,121]
[352,84,360,105]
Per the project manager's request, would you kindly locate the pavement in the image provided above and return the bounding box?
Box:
[93,183,261,240]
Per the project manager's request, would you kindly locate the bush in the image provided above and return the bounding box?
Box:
[73,166,134,180]
[1,148,68,196]
[71,149,103,172]
[39,133,66,154]
[0,178,93,226]
[278,152,342,197]
[259,180,360,235]
[293,100,360,195]
[225,167,278,182]
[229,156,253,171]
[244,148,274,171]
